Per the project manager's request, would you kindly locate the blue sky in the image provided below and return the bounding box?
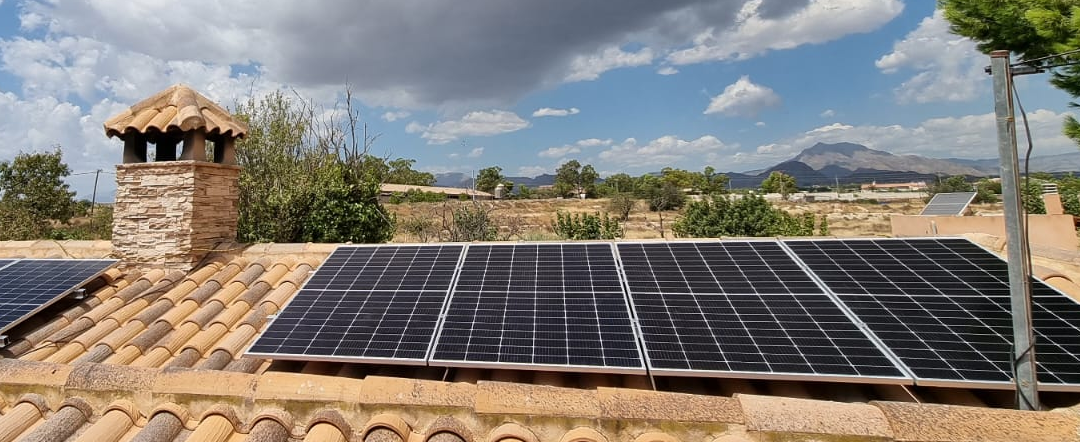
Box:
[0,0,1075,199]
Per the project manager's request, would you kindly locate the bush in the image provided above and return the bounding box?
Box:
[552,212,623,240]
[388,189,445,204]
[608,193,636,221]
[644,182,686,211]
[399,215,440,242]
[672,194,815,238]
[444,204,497,241]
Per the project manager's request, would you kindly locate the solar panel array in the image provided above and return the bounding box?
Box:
[618,242,905,381]
[920,192,977,216]
[431,243,643,373]
[246,238,1080,390]
[785,238,1080,390]
[0,259,118,335]
[246,245,463,363]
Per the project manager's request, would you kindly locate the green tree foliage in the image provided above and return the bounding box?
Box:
[672,194,816,238]
[552,212,623,240]
[599,173,635,196]
[443,204,497,241]
[384,158,436,186]
[554,160,599,197]
[1022,179,1048,214]
[234,90,394,243]
[388,189,445,204]
[818,215,830,236]
[0,149,76,224]
[760,171,797,198]
[475,166,505,193]
[637,174,686,211]
[699,166,730,195]
[940,0,1080,144]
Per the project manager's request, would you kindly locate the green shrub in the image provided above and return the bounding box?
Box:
[672,194,815,238]
[608,193,636,221]
[552,212,623,240]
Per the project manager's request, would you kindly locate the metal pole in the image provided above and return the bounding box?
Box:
[89,169,100,231]
[990,50,1039,410]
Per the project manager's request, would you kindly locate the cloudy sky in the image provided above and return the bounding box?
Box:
[0,0,1076,199]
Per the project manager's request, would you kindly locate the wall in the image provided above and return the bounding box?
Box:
[112,161,241,271]
[891,214,1078,251]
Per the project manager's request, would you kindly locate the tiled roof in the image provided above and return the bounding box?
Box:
[0,237,1078,442]
[103,84,248,139]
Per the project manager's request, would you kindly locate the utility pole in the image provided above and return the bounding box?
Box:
[989,50,1039,410]
[89,169,101,231]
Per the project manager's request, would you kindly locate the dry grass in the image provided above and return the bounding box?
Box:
[384,197,1005,242]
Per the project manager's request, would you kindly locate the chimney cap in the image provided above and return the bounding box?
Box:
[103,84,248,140]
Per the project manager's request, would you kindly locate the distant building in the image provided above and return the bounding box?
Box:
[379,183,493,201]
[861,181,928,192]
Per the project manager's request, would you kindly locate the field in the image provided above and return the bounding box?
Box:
[384,196,1006,242]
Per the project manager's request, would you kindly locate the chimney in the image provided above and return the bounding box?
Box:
[103,84,248,271]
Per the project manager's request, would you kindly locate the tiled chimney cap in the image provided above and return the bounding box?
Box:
[103,84,248,139]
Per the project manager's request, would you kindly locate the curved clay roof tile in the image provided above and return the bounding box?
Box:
[103,84,248,139]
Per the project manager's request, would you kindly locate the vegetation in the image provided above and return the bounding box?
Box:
[552,212,623,240]
[475,166,513,194]
[940,0,1080,144]
[760,171,797,198]
[382,158,436,186]
[608,193,637,221]
[672,194,818,238]
[554,160,599,197]
[388,189,445,204]
[397,200,525,242]
[0,149,95,240]
[234,90,394,244]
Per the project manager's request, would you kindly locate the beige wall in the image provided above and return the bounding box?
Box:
[892,214,1078,251]
[113,161,241,271]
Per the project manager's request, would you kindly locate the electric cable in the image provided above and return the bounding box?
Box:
[1010,78,1040,411]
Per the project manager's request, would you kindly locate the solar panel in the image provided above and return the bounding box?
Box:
[784,237,1080,391]
[617,241,907,382]
[430,243,645,373]
[0,259,118,336]
[921,192,977,216]
[245,244,464,364]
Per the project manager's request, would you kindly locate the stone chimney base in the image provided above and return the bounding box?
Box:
[112,161,241,272]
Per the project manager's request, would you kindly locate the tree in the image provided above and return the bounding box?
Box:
[672,194,816,238]
[699,166,730,195]
[475,166,505,193]
[941,1,1080,144]
[0,149,76,224]
[384,158,436,186]
[234,89,394,244]
[554,160,599,197]
[760,171,797,198]
[608,193,637,221]
[600,173,635,196]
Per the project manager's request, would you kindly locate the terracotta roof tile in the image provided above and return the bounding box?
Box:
[739,394,891,439]
[873,401,1080,442]
[103,84,248,139]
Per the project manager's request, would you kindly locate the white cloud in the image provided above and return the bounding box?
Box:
[657,66,679,75]
[819,109,836,118]
[566,46,654,82]
[518,166,549,177]
[467,147,484,158]
[875,10,985,103]
[538,138,613,158]
[668,0,904,65]
[704,75,781,117]
[381,110,411,122]
[753,109,1076,164]
[598,135,735,168]
[408,110,530,144]
[755,121,767,127]
[532,107,580,117]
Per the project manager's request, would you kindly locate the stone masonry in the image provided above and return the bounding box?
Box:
[112,161,240,271]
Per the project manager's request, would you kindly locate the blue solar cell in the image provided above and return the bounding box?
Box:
[0,259,118,335]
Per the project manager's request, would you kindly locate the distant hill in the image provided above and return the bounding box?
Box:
[433,172,556,188]
[432,142,1080,191]
[793,142,986,177]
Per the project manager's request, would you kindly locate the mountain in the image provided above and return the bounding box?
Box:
[794,142,987,176]
[433,173,556,188]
